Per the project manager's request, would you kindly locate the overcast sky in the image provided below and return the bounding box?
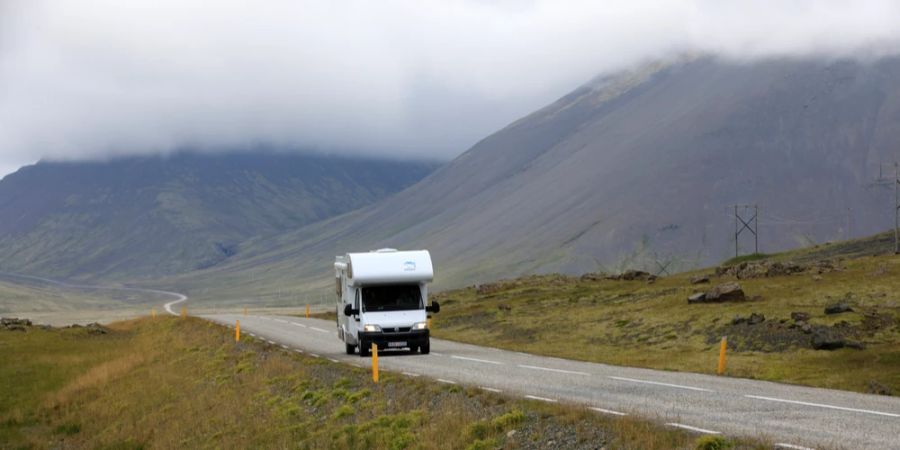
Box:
[2,1,900,177]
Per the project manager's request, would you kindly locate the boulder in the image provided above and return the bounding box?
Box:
[824,303,853,315]
[747,313,765,325]
[690,275,710,285]
[811,332,846,350]
[705,282,746,302]
[790,312,810,322]
[867,380,893,396]
[1,317,32,331]
[687,293,707,304]
[621,270,654,281]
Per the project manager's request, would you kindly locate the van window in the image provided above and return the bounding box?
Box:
[361,284,423,312]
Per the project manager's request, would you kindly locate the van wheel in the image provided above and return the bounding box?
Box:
[359,341,370,357]
[345,342,355,355]
[420,341,430,354]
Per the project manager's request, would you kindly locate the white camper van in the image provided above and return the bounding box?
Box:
[334,249,440,356]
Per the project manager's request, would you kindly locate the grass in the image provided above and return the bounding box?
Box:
[430,252,900,394]
[0,316,767,449]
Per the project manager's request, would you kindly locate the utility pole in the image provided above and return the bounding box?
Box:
[733,204,759,257]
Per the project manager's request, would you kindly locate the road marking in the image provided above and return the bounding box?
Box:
[524,395,557,403]
[403,372,421,377]
[310,353,320,358]
[451,355,503,365]
[745,395,900,418]
[280,345,289,349]
[267,340,275,345]
[249,333,256,337]
[609,376,713,392]
[518,364,589,376]
[479,386,502,393]
[774,444,816,450]
[431,351,444,356]
[665,423,720,434]
[589,407,626,416]
[294,349,304,354]
[310,327,329,333]
[291,323,307,328]
[274,319,286,323]
[328,358,339,363]
[437,379,456,384]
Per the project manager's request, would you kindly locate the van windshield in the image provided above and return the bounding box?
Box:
[361,284,422,312]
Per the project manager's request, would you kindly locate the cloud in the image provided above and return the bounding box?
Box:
[1,0,900,173]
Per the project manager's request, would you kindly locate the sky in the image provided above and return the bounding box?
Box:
[2,1,900,177]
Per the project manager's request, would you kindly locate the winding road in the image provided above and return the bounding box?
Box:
[204,312,900,450]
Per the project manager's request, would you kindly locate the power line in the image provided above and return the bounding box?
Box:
[733,204,758,257]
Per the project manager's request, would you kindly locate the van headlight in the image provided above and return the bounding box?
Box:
[364,324,381,332]
[413,321,427,330]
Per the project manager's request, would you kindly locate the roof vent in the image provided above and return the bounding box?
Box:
[373,248,398,253]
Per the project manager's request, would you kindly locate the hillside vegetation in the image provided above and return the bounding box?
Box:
[431,234,900,395]
[0,153,437,281]
[0,316,769,449]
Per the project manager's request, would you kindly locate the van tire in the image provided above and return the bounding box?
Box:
[345,342,355,355]
[359,340,371,357]
[420,341,430,354]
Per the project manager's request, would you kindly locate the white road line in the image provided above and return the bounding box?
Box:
[437,379,457,384]
[294,349,304,354]
[589,407,627,416]
[267,340,275,345]
[291,323,307,328]
[431,351,444,356]
[665,423,720,434]
[310,327,329,333]
[249,333,256,337]
[518,364,589,376]
[280,345,289,349]
[609,376,713,393]
[745,395,900,418]
[775,444,816,450]
[403,372,421,377]
[480,386,502,393]
[451,355,503,365]
[328,358,339,363]
[310,353,320,358]
[524,395,557,403]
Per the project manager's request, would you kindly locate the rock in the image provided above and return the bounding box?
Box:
[507,429,517,438]
[812,275,823,281]
[690,275,710,285]
[1,317,32,331]
[580,273,604,281]
[621,270,653,281]
[747,313,765,325]
[811,331,846,350]
[799,323,812,334]
[867,380,893,396]
[497,304,512,312]
[824,303,853,315]
[706,282,746,302]
[687,293,707,304]
[790,312,810,322]
[85,323,109,335]
[731,315,747,325]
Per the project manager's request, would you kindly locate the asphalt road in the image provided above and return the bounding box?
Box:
[201,313,900,450]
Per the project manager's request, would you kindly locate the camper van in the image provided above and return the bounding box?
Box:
[334,249,440,356]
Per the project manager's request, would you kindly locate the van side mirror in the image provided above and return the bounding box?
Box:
[426,300,440,314]
[343,304,358,316]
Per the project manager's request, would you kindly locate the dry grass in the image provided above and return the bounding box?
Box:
[431,252,900,394]
[0,316,766,449]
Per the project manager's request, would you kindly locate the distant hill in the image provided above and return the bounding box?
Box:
[167,56,900,304]
[0,153,438,280]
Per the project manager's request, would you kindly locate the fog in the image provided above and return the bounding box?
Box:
[1,0,899,175]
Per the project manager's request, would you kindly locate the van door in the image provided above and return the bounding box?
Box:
[347,288,361,343]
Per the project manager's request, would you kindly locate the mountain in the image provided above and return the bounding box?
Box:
[0,152,438,280]
[168,56,900,304]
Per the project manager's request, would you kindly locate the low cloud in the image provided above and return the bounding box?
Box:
[1,0,900,173]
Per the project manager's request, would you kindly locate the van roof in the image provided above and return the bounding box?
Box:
[344,249,433,286]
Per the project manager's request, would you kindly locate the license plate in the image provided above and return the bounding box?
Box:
[388,341,407,348]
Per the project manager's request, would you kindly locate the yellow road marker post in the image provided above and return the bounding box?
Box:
[306,304,310,318]
[372,343,379,383]
[235,320,241,342]
[717,336,727,375]
[181,306,186,318]
[152,308,157,318]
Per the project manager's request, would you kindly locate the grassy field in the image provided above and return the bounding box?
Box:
[0,316,768,449]
[430,248,900,395]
